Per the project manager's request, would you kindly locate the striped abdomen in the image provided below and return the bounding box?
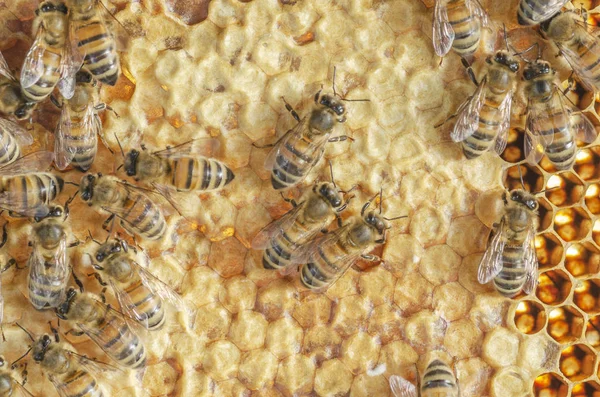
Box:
[300,235,352,290]
[28,255,69,310]
[536,105,574,170]
[562,33,600,91]
[62,111,98,171]
[72,17,119,86]
[517,0,545,25]
[119,193,166,240]
[1,173,63,213]
[421,359,458,397]
[51,365,103,397]
[493,244,527,297]
[462,94,505,159]
[0,127,20,167]
[21,46,62,102]
[271,133,325,190]
[446,0,481,57]
[263,215,318,270]
[91,305,146,369]
[167,157,234,192]
[122,275,165,330]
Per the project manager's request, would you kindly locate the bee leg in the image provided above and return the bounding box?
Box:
[65,328,84,337]
[361,254,381,262]
[102,214,116,232]
[88,272,108,287]
[100,288,107,303]
[1,258,17,273]
[72,269,84,292]
[335,214,343,228]
[50,94,62,109]
[0,324,4,342]
[328,135,354,143]
[281,96,301,122]
[20,364,27,385]
[461,57,479,87]
[49,322,60,342]
[279,192,297,207]
[563,72,576,96]
[0,220,8,249]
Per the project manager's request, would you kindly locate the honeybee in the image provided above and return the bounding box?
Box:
[517,0,568,26]
[450,50,519,159]
[432,0,490,59]
[90,238,191,331]
[79,174,167,240]
[477,179,540,297]
[0,151,62,217]
[0,53,36,120]
[0,118,34,168]
[257,70,362,190]
[389,359,458,397]
[54,70,108,172]
[0,355,34,397]
[20,1,76,103]
[28,205,79,310]
[123,139,235,193]
[67,0,121,86]
[540,10,600,92]
[295,190,405,292]
[56,288,147,369]
[523,59,597,170]
[252,162,352,272]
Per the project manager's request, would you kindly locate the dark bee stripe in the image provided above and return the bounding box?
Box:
[201,159,211,190]
[78,32,109,47]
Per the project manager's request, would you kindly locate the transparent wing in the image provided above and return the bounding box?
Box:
[524,129,545,165]
[556,22,600,92]
[466,0,490,27]
[20,26,46,89]
[0,269,3,325]
[0,151,54,176]
[570,113,598,143]
[389,375,418,397]
[97,0,130,52]
[13,382,36,397]
[0,51,16,81]
[57,39,78,99]
[494,93,513,155]
[522,0,568,25]
[49,373,72,397]
[77,301,136,357]
[477,219,506,284]
[432,0,455,57]
[136,263,193,320]
[151,138,220,160]
[526,93,561,147]
[28,237,68,308]
[0,193,49,218]
[68,346,123,374]
[251,202,307,249]
[0,118,33,146]
[262,116,310,171]
[522,225,539,295]
[290,223,351,265]
[451,77,487,142]
[54,105,74,170]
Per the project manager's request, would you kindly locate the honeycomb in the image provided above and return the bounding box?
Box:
[0,0,599,396]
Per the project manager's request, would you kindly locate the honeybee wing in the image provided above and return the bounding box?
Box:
[432,0,455,57]
[290,222,351,265]
[251,201,307,250]
[466,0,490,27]
[555,20,600,92]
[521,0,568,25]
[477,218,506,284]
[0,270,3,325]
[494,92,513,155]
[20,26,46,89]
[261,116,315,171]
[0,52,16,82]
[57,39,78,100]
[558,88,598,144]
[12,382,35,397]
[151,138,221,160]
[54,104,74,170]
[48,374,73,397]
[0,151,54,176]
[28,234,69,308]
[451,77,487,143]
[0,118,33,146]
[522,225,539,295]
[97,0,131,52]
[524,129,545,165]
[389,375,418,397]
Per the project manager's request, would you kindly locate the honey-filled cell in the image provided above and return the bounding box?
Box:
[554,208,592,242]
[503,163,544,193]
[535,233,565,270]
[536,270,572,306]
[575,148,600,182]
[512,300,547,335]
[585,184,600,215]
[533,372,569,397]
[544,172,585,208]
[574,279,600,315]
[501,128,525,164]
[559,344,597,381]
[547,306,585,344]
[572,380,600,397]
[585,315,600,350]
[565,242,600,278]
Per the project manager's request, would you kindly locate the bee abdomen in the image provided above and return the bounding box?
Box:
[21,48,62,102]
[121,195,166,241]
[28,269,68,310]
[59,368,103,397]
[517,0,546,25]
[546,134,576,170]
[126,281,166,330]
[421,359,457,393]
[74,20,119,86]
[447,1,481,56]
[170,157,234,192]
[0,130,19,167]
[494,245,527,297]
[102,316,146,369]
[462,101,503,159]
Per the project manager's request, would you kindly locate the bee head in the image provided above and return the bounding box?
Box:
[316,93,346,122]
[508,189,538,211]
[56,288,78,320]
[36,1,68,15]
[523,60,553,80]
[492,50,520,73]
[364,210,387,235]
[34,205,64,223]
[123,150,139,177]
[316,182,343,209]
[14,102,36,120]
[0,356,5,368]
[79,174,97,202]
[32,334,52,362]
[95,240,123,263]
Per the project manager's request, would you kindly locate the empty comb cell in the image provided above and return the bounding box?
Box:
[559,344,597,381]
[547,306,585,343]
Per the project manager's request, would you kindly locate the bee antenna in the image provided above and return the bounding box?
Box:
[379,187,383,215]
[328,160,336,189]
[116,164,124,172]
[536,186,561,194]
[332,66,339,98]
[87,230,101,245]
[10,347,31,369]
[503,23,509,52]
[513,42,539,62]
[331,66,370,102]
[64,181,79,187]
[517,164,526,190]
[15,323,34,342]
[383,215,408,221]
[114,133,125,158]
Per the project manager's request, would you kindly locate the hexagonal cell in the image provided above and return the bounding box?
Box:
[585,184,600,215]
[566,242,600,277]
[559,344,597,381]
[513,300,547,335]
[585,315,600,350]
[547,306,585,344]
[501,128,525,163]
[536,233,565,270]
[554,208,592,242]
[536,270,572,306]
[533,372,568,397]
[537,197,554,232]
[503,163,544,193]
[572,380,600,397]
[574,148,600,182]
[545,172,585,207]
[574,279,600,315]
